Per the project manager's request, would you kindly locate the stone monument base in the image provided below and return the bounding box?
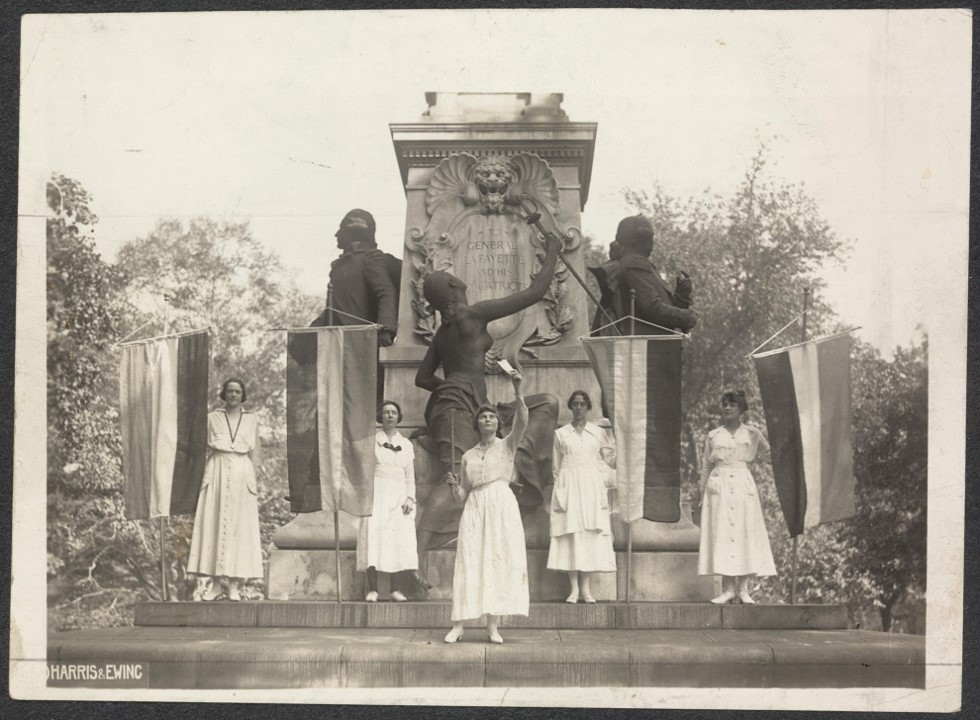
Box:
[266,547,716,602]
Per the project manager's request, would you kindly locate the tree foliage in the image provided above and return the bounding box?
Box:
[843,338,928,630]
[47,174,155,628]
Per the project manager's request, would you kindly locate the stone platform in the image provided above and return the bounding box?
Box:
[48,622,925,689]
[266,549,715,602]
[134,601,849,631]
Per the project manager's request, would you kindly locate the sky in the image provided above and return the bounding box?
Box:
[19,8,972,355]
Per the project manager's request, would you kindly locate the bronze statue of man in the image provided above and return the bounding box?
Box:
[592,215,697,335]
[413,233,563,587]
[310,209,401,346]
[301,209,401,404]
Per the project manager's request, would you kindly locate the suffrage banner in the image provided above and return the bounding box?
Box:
[286,325,377,516]
[119,330,209,520]
[753,333,856,537]
[581,335,683,524]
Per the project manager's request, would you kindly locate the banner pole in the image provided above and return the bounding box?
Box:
[334,511,343,604]
[790,288,810,605]
[625,290,637,604]
[160,294,172,602]
[324,285,343,605]
[158,517,168,602]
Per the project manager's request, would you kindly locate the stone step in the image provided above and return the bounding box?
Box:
[48,626,925,689]
[135,601,848,630]
[266,548,718,602]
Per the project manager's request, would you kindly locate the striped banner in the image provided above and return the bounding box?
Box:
[119,331,209,520]
[753,333,856,537]
[581,335,683,524]
[286,325,377,516]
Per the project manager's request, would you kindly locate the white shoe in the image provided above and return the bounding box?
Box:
[738,592,756,605]
[710,590,736,605]
[488,629,504,644]
[444,626,464,643]
[200,584,223,602]
[565,594,578,604]
[365,591,379,602]
[391,590,408,602]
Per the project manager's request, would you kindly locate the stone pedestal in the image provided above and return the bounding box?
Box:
[266,548,714,603]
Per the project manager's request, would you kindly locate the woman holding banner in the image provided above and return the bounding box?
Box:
[187,378,264,602]
[698,390,777,604]
[356,400,419,602]
[547,390,617,603]
[443,371,528,645]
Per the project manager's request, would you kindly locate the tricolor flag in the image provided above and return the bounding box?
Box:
[581,335,684,524]
[286,325,377,516]
[753,333,856,537]
[119,330,209,520]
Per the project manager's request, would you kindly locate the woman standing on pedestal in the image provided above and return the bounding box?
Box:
[698,390,777,604]
[188,378,264,602]
[356,400,419,602]
[444,371,529,645]
[547,390,618,603]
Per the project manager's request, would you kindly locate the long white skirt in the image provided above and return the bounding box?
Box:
[548,465,616,572]
[356,467,419,572]
[451,481,529,621]
[547,530,617,572]
[698,467,777,577]
[187,452,263,580]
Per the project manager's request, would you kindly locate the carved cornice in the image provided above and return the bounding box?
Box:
[401,146,588,163]
[391,121,597,134]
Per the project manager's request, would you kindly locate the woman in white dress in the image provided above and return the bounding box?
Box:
[548,390,617,603]
[356,400,419,602]
[188,378,264,601]
[698,389,777,604]
[444,371,528,645]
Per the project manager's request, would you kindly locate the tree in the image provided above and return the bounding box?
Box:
[116,218,321,597]
[842,337,928,630]
[47,174,159,629]
[577,233,609,327]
